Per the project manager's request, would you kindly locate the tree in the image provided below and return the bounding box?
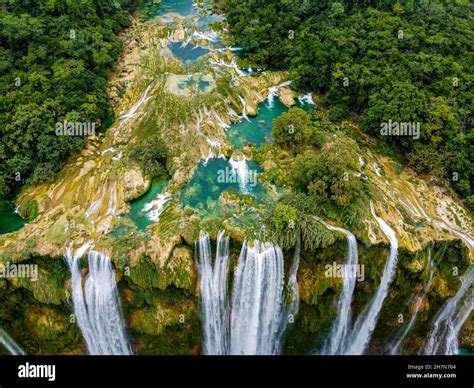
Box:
[292,136,362,208]
[129,135,168,179]
[272,107,313,149]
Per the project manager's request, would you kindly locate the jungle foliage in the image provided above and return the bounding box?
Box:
[216,0,474,208]
[0,0,138,196]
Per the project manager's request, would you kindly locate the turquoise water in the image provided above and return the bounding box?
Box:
[168,42,210,61]
[0,198,25,235]
[227,97,288,148]
[128,178,169,229]
[198,78,211,91]
[181,158,265,217]
[178,74,211,92]
[457,347,474,355]
[140,0,224,32]
[140,0,197,20]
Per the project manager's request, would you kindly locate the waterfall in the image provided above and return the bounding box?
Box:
[196,231,230,355]
[209,57,247,76]
[345,202,399,354]
[0,327,25,355]
[229,156,250,194]
[205,138,224,161]
[422,267,473,355]
[194,109,225,163]
[112,150,123,161]
[214,112,229,129]
[230,241,286,355]
[65,244,131,355]
[85,198,103,219]
[372,162,382,176]
[106,180,118,216]
[119,83,153,121]
[433,220,474,249]
[193,30,219,43]
[86,184,107,220]
[237,95,250,122]
[180,34,193,48]
[279,237,301,339]
[101,147,115,155]
[197,232,298,355]
[390,250,435,354]
[320,221,359,355]
[216,46,244,53]
[143,192,171,222]
[297,93,315,106]
[267,80,292,108]
[254,90,265,102]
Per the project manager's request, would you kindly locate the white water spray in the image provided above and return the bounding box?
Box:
[237,95,250,122]
[197,232,298,355]
[320,221,359,355]
[210,57,247,76]
[267,81,292,108]
[422,267,473,355]
[297,93,315,105]
[142,192,171,222]
[196,231,230,355]
[106,180,118,216]
[345,202,399,354]
[0,328,25,355]
[65,243,131,355]
[119,83,153,121]
[229,156,251,194]
[230,241,286,355]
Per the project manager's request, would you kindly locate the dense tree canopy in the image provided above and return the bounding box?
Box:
[272,107,313,149]
[129,135,169,178]
[0,0,138,196]
[216,0,474,208]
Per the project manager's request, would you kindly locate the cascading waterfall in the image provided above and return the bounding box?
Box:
[237,95,250,121]
[372,162,382,177]
[143,192,171,221]
[180,34,193,48]
[193,30,219,43]
[118,83,153,121]
[278,237,301,341]
[267,80,292,108]
[209,57,248,77]
[320,221,359,355]
[194,109,225,163]
[297,93,315,106]
[197,231,298,355]
[230,241,286,355]
[85,184,107,220]
[106,180,118,216]
[0,327,25,355]
[390,250,435,355]
[344,202,399,354]
[445,292,473,355]
[422,267,473,355]
[65,243,131,355]
[196,231,230,355]
[229,156,250,194]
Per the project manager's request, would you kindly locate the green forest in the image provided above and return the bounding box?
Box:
[0,0,137,196]
[215,0,474,209]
